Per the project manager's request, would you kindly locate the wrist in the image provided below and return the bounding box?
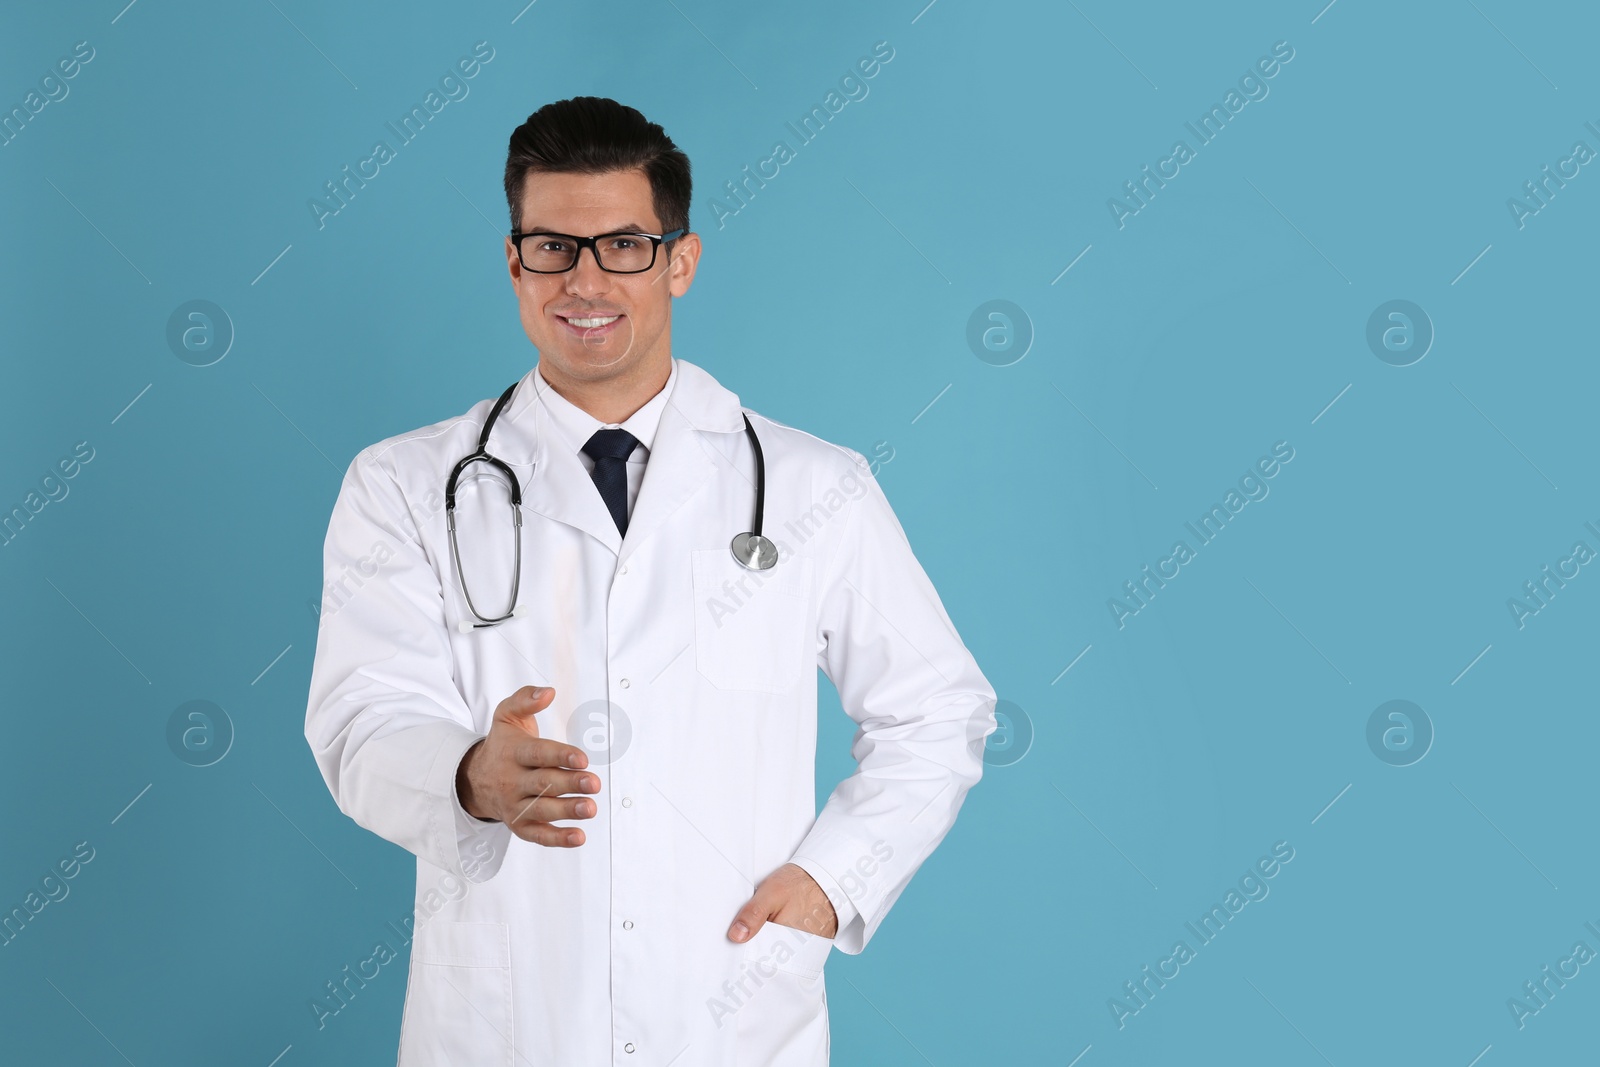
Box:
[456,740,496,822]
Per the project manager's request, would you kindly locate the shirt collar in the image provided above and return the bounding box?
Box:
[533,358,678,459]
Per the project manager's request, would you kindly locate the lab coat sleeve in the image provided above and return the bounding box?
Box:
[788,855,860,934]
[304,447,514,884]
[788,450,997,955]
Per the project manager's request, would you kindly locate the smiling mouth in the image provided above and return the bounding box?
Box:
[553,307,620,323]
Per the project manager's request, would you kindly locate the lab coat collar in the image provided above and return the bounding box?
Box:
[536,358,677,462]
[494,357,746,560]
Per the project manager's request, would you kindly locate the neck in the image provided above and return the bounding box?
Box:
[539,355,671,424]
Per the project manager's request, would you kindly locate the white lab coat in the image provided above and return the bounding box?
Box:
[304,357,996,1066]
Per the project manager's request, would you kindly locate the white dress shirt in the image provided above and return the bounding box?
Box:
[531,359,677,523]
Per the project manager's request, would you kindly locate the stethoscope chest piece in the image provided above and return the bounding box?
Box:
[730,531,778,570]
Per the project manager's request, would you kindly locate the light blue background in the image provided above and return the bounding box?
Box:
[2,1,1596,1063]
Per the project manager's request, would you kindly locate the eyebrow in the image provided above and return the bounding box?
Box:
[522,222,652,234]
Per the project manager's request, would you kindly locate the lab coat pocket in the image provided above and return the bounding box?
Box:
[744,919,834,982]
[690,550,813,693]
[398,920,513,1067]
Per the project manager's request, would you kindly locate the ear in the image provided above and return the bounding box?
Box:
[666,232,702,298]
[506,235,524,290]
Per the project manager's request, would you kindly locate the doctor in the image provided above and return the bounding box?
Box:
[305,95,996,1066]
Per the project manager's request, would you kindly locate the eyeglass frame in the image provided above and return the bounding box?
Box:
[508,227,687,274]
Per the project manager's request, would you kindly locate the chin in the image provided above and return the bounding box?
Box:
[539,339,639,377]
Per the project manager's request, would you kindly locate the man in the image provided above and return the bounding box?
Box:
[305,95,996,1066]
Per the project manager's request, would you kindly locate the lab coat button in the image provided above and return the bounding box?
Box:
[621,796,633,808]
[624,1042,636,1053]
[622,919,633,930]
[620,677,630,689]
[619,564,628,575]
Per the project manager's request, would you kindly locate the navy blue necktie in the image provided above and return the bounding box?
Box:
[582,428,638,535]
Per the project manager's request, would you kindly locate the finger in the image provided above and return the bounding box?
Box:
[516,736,589,771]
[505,793,597,825]
[518,767,600,800]
[727,889,778,943]
[509,820,586,848]
[504,769,599,823]
[495,686,556,736]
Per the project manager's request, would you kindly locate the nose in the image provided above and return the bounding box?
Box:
[564,244,613,297]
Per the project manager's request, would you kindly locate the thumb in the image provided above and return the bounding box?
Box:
[727,886,777,944]
[495,685,555,737]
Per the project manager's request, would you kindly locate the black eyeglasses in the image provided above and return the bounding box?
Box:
[509,228,686,274]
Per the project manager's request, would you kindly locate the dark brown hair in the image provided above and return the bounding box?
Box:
[503,96,691,243]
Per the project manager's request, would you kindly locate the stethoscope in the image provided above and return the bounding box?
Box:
[445,374,778,630]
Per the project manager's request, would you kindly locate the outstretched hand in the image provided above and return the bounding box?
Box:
[456,685,600,847]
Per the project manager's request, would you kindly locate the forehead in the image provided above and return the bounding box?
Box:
[519,167,661,232]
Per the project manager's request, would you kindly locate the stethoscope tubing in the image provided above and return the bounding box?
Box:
[445,376,771,629]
